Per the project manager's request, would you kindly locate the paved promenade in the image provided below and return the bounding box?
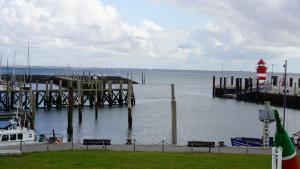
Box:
[0,142,275,155]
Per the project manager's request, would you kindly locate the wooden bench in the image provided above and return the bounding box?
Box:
[83,139,111,150]
[187,141,215,152]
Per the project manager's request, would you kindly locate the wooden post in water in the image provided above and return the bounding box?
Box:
[95,78,98,119]
[19,83,23,111]
[29,87,34,129]
[45,81,49,110]
[67,85,73,142]
[235,78,239,95]
[88,81,94,107]
[49,80,53,109]
[31,93,36,130]
[108,80,113,106]
[249,77,253,93]
[212,76,215,98]
[77,80,82,122]
[10,86,14,110]
[298,78,300,88]
[35,80,39,109]
[219,77,223,89]
[238,78,241,95]
[171,84,177,145]
[223,77,227,89]
[128,81,132,129]
[256,78,259,101]
[119,80,123,105]
[290,78,293,88]
[57,80,63,109]
[231,76,234,86]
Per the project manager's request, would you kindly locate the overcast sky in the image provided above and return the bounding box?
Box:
[0,0,300,72]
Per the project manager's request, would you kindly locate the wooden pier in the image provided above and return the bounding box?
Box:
[212,75,300,110]
[0,74,136,111]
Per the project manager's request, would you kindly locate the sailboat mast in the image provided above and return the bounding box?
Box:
[0,49,2,80]
[283,60,287,129]
[27,40,31,83]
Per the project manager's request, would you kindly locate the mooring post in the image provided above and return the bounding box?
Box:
[235,78,239,95]
[231,76,234,86]
[244,78,249,96]
[45,81,49,110]
[290,77,293,88]
[95,78,98,119]
[249,77,253,93]
[223,77,227,89]
[77,80,82,122]
[31,93,36,130]
[118,80,123,105]
[108,80,113,106]
[171,84,177,145]
[35,80,39,109]
[88,80,94,107]
[6,81,10,111]
[57,80,62,109]
[128,81,132,129]
[19,83,23,111]
[239,78,242,95]
[10,85,14,110]
[256,78,259,101]
[100,79,104,107]
[212,76,216,98]
[49,80,53,109]
[67,85,73,142]
[219,77,223,89]
[298,78,300,88]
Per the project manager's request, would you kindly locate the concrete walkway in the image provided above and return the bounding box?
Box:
[0,142,275,155]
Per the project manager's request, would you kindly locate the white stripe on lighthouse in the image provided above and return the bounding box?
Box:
[282,151,297,160]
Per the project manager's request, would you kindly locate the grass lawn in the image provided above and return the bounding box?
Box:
[0,150,299,169]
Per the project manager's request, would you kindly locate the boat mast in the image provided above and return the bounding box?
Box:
[283,60,287,129]
[27,40,31,84]
[0,49,2,80]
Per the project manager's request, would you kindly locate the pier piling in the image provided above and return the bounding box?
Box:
[67,86,73,142]
[171,84,177,145]
[128,81,132,129]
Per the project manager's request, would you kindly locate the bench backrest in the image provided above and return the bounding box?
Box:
[83,139,111,145]
[188,141,215,147]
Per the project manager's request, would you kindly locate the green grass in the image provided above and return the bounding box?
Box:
[0,150,298,169]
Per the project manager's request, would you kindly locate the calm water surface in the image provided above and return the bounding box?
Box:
[3,67,300,145]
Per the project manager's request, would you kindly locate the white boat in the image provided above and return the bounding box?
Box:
[0,115,35,146]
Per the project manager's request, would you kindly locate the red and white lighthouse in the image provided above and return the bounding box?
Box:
[256,59,267,83]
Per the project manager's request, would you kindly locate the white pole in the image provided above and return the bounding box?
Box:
[272,147,276,169]
[272,147,282,169]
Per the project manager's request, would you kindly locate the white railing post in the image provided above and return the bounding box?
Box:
[272,147,282,169]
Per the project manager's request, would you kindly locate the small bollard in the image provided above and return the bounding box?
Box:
[133,139,136,152]
[47,141,49,151]
[71,140,74,150]
[19,140,23,152]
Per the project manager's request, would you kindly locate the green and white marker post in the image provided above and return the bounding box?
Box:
[274,110,299,169]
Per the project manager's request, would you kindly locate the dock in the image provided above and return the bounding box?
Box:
[0,74,136,111]
[212,75,300,110]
